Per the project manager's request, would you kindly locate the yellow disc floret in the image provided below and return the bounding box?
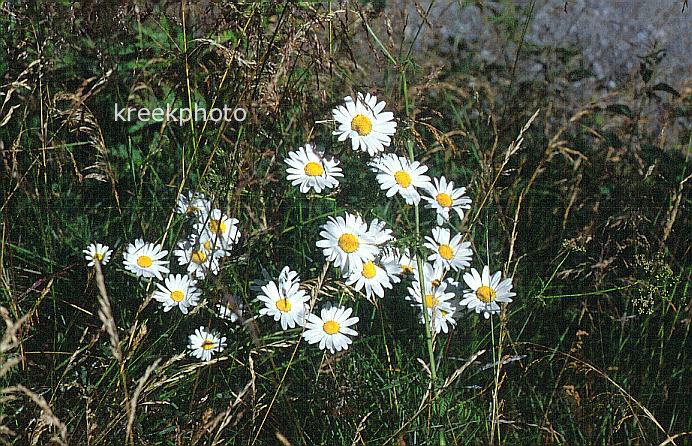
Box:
[424,294,439,309]
[394,170,412,188]
[209,219,227,235]
[476,286,497,303]
[276,298,292,313]
[304,162,324,177]
[191,250,207,264]
[436,193,453,207]
[351,114,373,136]
[201,339,215,351]
[438,244,454,261]
[170,290,185,302]
[362,261,377,279]
[323,320,340,335]
[137,255,152,268]
[338,233,359,253]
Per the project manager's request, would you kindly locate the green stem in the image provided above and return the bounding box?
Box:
[407,139,446,445]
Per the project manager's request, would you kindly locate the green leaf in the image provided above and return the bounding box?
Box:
[605,104,633,118]
[651,83,680,97]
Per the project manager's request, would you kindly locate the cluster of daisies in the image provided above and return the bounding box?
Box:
[83,192,242,362]
[269,92,516,351]
[82,91,517,361]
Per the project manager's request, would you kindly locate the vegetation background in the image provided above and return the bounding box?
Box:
[0,1,690,445]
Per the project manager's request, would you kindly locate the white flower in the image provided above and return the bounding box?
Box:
[391,247,416,274]
[187,326,227,362]
[378,249,404,284]
[176,190,211,216]
[424,227,472,272]
[332,92,397,156]
[257,274,310,330]
[193,208,241,250]
[303,304,359,354]
[411,261,449,290]
[316,213,379,276]
[123,239,169,280]
[368,153,397,174]
[375,155,431,205]
[407,279,456,333]
[365,218,394,246]
[173,238,221,279]
[418,305,457,334]
[422,176,472,225]
[460,266,515,319]
[83,242,112,267]
[285,143,343,193]
[152,274,200,314]
[216,302,242,322]
[345,259,393,299]
[277,266,301,293]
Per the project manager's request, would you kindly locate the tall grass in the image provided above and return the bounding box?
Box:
[1,1,690,445]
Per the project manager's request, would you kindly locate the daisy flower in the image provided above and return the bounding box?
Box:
[378,250,404,284]
[375,155,431,205]
[285,143,343,193]
[173,238,221,279]
[418,305,457,334]
[422,176,472,225]
[407,279,456,332]
[460,265,516,319]
[316,213,379,276]
[123,239,169,280]
[303,304,359,354]
[257,274,310,330]
[365,218,394,246]
[187,326,227,362]
[176,190,211,216]
[345,258,393,299]
[393,247,416,274]
[278,266,300,292]
[368,152,397,174]
[194,208,241,250]
[152,274,200,314]
[424,227,472,272]
[216,296,243,323]
[411,261,449,290]
[332,92,397,156]
[83,242,113,267]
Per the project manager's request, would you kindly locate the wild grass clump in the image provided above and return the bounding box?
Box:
[1,1,690,445]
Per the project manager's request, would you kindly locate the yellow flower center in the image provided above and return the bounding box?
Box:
[191,250,207,264]
[438,244,454,260]
[362,261,377,279]
[94,253,104,261]
[351,114,372,136]
[209,219,226,235]
[203,240,212,251]
[276,298,291,313]
[436,193,453,207]
[170,290,185,302]
[424,294,439,309]
[401,264,414,274]
[338,233,359,253]
[137,255,152,268]
[304,162,324,177]
[201,339,215,351]
[476,286,497,303]
[394,171,412,188]
[323,320,340,335]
